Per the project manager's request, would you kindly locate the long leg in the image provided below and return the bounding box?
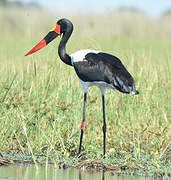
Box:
[78,92,87,155]
[102,94,106,157]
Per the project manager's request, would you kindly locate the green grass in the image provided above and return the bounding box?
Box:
[0,8,170,177]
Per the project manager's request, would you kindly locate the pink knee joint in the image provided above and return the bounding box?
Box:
[81,121,86,131]
[103,123,106,133]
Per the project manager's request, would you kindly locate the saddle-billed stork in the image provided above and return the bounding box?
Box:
[25,18,139,156]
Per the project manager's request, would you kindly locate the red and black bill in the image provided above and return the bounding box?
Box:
[25,24,61,56]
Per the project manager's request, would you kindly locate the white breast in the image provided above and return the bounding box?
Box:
[80,80,115,94]
[70,49,99,65]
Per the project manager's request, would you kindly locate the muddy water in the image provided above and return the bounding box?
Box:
[0,165,154,180]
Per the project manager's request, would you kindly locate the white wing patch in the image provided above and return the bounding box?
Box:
[70,49,99,65]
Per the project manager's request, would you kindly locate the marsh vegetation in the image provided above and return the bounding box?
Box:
[0,7,170,177]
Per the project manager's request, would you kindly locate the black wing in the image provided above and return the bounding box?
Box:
[73,52,137,94]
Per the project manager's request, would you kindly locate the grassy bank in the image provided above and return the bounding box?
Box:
[0,8,170,177]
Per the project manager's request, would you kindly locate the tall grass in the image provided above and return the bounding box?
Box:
[0,7,170,175]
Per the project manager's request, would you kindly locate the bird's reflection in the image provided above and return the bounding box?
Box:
[102,170,105,180]
[79,171,82,180]
[79,169,105,180]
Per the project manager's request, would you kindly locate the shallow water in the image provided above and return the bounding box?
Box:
[0,165,155,180]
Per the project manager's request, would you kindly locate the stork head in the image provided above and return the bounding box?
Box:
[25,18,73,56]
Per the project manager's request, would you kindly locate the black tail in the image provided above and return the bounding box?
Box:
[113,77,139,95]
[131,84,139,95]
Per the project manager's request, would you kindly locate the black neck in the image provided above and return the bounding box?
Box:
[58,27,73,66]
